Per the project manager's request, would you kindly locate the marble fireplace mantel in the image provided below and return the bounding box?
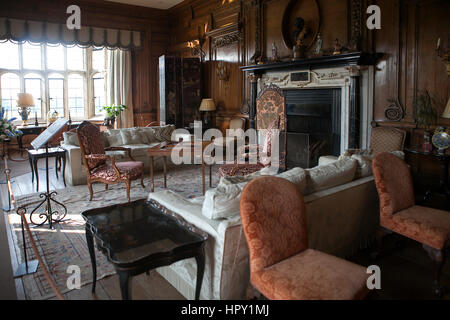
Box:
[241,52,380,152]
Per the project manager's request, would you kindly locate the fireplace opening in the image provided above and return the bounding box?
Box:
[284,88,341,168]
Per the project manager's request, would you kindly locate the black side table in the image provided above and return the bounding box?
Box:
[405,146,450,200]
[81,199,208,300]
[27,147,67,191]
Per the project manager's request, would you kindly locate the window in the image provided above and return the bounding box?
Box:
[93,75,105,115]
[68,74,84,118]
[22,43,42,70]
[0,42,19,69]
[46,44,65,70]
[1,73,20,119]
[0,42,109,121]
[24,74,43,118]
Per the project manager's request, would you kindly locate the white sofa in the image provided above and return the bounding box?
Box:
[61,126,176,186]
[148,157,382,300]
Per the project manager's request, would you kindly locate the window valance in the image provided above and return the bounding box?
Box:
[0,17,142,50]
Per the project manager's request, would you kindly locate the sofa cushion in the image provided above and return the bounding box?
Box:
[305,158,357,195]
[139,127,159,143]
[106,129,124,147]
[203,167,307,220]
[120,128,148,145]
[63,131,79,146]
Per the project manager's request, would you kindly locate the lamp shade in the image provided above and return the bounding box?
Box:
[199,99,216,111]
[17,93,35,107]
[442,99,450,119]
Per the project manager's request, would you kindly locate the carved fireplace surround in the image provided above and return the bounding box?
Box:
[241,52,380,154]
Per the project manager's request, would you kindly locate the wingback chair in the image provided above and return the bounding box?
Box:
[76,121,145,202]
[372,152,450,296]
[218,84,287,177]
[240,176,369,300]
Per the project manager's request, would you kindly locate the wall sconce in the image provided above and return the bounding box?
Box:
[187,23,207,62]
[436,38,450,76]
[216,61,229,81]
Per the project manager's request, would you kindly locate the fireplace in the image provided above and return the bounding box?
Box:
[242,52,379,169]
[285,89,341,168]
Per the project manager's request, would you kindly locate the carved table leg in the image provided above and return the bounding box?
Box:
[118,270,132,300]
[195,246,205,300]
[85,226,97,293]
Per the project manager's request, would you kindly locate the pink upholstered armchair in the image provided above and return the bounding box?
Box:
[77,121,145,202]
[218,84,287,177]
[372,152,450,296]
[240,176,369,300]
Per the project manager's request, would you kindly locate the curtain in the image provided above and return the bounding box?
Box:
[108,49,134,128]
[0,17,142,50]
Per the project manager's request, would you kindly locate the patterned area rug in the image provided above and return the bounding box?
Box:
[10,165,219,300]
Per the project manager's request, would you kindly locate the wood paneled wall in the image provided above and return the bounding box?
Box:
[0,0,170,127]
[169,0,449,185]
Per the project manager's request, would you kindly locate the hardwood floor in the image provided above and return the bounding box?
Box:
[0,154,185,300]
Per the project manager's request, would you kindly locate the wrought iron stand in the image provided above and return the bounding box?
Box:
[18,143,67,229]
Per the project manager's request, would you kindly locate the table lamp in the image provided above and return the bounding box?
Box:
[199,98,216,129]
[17,93,34,126]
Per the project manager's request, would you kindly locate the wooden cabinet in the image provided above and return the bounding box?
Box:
[159,55,201,128]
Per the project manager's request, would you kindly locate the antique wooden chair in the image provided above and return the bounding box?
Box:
[240,176,369,300]
[218,84,287,177]
[372,152,450,296]
[76,121,145,202]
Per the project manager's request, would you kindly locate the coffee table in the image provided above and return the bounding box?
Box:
[147,141,213,195]
[82,199,208,300]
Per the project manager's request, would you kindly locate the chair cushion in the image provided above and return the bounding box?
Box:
[252,249,368,300]
[383,205,450,250]
[90,161,144,182]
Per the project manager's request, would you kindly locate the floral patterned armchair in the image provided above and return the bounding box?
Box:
[218,84,287,177]
[76,121,145,202]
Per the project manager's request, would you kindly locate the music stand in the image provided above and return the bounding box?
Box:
[18,118,69,229]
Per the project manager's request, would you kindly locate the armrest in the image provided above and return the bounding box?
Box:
[84,154,121,178]
[85,154,110,161]
[104,146,135,161]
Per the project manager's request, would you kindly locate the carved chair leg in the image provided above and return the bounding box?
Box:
[105,184,109,191]
[125,181,131,202]
[422,244,446,297]
[87,181,94,201]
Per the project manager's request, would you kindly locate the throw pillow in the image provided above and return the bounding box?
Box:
[202,167,307,220]
[63,131,79,146]
[140,127,158,143]
[120,128,146,145]
[351,154,373,178]
[305,158,358,195]
[153,125,176,142]
[106,130,124,147]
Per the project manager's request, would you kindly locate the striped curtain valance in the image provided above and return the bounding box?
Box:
[0,17,142,50]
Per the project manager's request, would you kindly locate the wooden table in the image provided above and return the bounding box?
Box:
[147,141,213,195]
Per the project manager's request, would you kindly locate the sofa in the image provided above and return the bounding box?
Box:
[148,154,392,300]
[61,125,176,186]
